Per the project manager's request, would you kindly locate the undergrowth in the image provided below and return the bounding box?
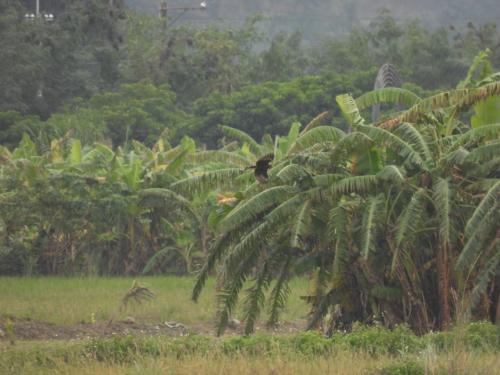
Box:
[1,322,498,374]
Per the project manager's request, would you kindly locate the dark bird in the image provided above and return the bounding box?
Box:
[245,154,274,183]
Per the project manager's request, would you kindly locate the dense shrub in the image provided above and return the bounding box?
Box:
[221,334,281,356]
[338,324,424,355]
[0,246,31,276]
[425,322,500,351]
[290,331,333,356]
[164,335,213,358]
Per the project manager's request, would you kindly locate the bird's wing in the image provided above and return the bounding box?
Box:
[254,154,274,183]
[255,153,274,169]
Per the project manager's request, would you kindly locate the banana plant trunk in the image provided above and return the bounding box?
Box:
[437,244,451,329]
[496,292,500,325]
[386,232,430,333]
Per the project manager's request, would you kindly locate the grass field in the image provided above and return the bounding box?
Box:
[0,276,309,326]
[1,277,499,374]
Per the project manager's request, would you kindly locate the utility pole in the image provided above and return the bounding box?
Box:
[24,0,55,99]
[25,0,54,21]
[158,1,207,32]
[157,2,206,67]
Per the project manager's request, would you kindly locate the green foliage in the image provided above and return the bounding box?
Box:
[2,0,500,136]
[191,58,500,336]
[289,331,332,356]
[0,0,125,117]
[356,87,421,111]
[191,73,370,147]
[0,111,38,149]
[471,96,500,127]
[0,131,204,276]
[121,13,262,105]
[425,322,500,351]
[86,335,161,363]
[76,82,186,146]
[342,325,424,355]
[80,324,439,360]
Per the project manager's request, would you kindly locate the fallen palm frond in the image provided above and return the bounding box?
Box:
[120,280,156,311]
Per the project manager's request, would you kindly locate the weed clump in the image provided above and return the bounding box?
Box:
[374,360,425,375]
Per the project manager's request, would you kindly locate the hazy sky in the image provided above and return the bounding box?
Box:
[126,0,500,39]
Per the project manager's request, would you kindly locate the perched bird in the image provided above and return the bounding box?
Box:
[245,154,274,183]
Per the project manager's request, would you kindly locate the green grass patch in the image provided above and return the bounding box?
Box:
[0,276,309,325]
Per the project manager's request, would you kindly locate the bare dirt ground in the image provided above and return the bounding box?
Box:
[0,316,306,341]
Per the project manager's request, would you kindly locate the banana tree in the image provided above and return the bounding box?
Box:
[189,64,500,335]
[0,131,204,275]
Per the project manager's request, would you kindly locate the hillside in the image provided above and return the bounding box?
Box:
[126,0,500,39]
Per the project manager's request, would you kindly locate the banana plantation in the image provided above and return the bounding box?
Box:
[1,54,499,337]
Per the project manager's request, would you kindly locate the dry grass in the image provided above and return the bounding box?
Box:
[428,351,500,374]
[20,355,381,375]
[6,350,500,375]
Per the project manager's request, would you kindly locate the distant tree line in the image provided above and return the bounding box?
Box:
[1,3,500,149]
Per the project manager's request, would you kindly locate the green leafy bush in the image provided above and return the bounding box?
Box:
[221,334,279,356]
[425,322,500,351]
[338,325,424,355]
[164,335,213,358]
[290,331,333,356]
[85,335,160,362]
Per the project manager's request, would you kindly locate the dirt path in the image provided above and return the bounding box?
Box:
[0,316,305,341]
